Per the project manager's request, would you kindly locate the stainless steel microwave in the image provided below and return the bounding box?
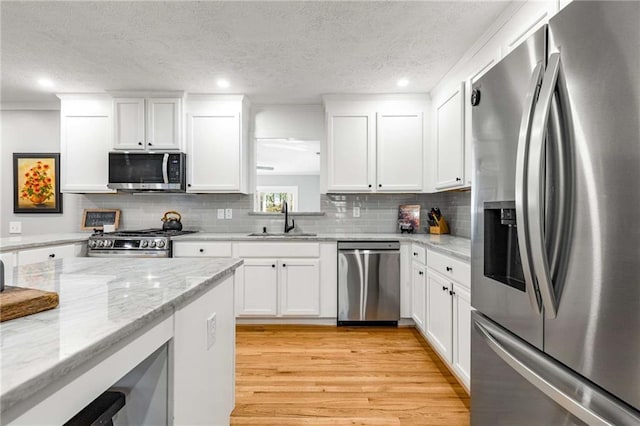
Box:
[108,152,186,192]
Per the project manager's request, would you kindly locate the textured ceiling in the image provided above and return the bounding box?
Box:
[1,1,510,103]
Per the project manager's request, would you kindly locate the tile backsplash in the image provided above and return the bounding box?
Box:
[80,190,471,238]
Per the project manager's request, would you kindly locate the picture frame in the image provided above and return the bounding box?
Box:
[81,209,121,231]
[398,204,421,232]
[13,153,63,214]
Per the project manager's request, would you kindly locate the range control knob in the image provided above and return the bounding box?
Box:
[104,240,113,247]
[88,240,96,248]
[97,240,104,247]
[141,240,148,248]
[149,240,156,248]
[157,240,166,248]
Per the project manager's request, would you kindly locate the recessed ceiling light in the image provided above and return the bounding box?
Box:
[37,78,54,88]
[397,78,409,87]
[217,79,230,88]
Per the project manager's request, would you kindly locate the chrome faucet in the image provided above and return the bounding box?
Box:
[281,200,295,233]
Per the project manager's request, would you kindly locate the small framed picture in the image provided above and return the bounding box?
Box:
[398,204,421,232]
[13,153,63,214]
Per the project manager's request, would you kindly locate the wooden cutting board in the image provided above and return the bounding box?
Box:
[0,286,59,322]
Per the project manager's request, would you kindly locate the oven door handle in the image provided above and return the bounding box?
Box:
[162,153,169,184]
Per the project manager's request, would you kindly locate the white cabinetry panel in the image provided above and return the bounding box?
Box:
[435,84,465,190]
[426,269,453,362]
[236,259,278,316]
[187,113,241,192]
[279,259,320,316]
[146,98,180,150]
[453,284,471,389]
[411,262,426,332]
[113,98,145,150]
[376,112,423,191]
[327,114,374,192]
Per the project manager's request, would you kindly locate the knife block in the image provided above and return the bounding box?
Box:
[429,217,450,234]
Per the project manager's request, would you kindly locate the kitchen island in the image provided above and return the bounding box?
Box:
[0,257,243,425]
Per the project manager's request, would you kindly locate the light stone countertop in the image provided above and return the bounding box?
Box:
[0,257,243,413]
[172,232,471,262]
[0,231,471,262]
[0,233,90,253]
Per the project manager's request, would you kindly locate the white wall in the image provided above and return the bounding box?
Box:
[256,174,321,212]
[1,109,82,237]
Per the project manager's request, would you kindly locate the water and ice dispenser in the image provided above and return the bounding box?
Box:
[483,201,526,292]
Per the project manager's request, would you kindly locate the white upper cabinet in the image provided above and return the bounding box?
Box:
[58,95,115,193]
[185,95,249,193]
[434,83,465,190]
[113,96,181,151]
[324,95,427,193]
[327,113,375,192]
[376,112,423,191]
[188,113,240,192]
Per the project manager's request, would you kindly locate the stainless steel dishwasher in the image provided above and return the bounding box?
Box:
[337,241,400,326]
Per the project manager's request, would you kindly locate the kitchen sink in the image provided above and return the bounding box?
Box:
[246,232,317,237]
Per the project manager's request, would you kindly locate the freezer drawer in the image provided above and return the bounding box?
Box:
[471,312,640,426]
[337,241,400,325]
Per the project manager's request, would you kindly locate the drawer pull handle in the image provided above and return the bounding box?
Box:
[449,290,455,296]
[49,253,56,258]
[413,252,418,256]
[282,264,286,268]
[418,271,423,275]
[446,266,453,272]
[199,248,204,253]
[442,286,449,291]
[272,264,276,268]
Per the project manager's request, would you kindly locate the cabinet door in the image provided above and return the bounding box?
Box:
[61,114,114,193]
[279,259,320,316]
[113,98,145,150]
[146,98,181,150]
[453,284,471,389]
[426,270,453,362]
[327,113,375,192]
[187,113,241,192]
[376,112,423,191]
[411,262,426,332]
[435,84,465,190]
[236,259,278,316]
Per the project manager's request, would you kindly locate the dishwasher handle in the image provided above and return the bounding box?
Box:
[339,249,400,255]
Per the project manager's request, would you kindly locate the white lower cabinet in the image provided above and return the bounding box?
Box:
[236,258,320,317]
[173,241,333,319]
[236,259,279,316]
[426,269,454,360]
[279,259,320,316]
[410,248,471,391]
[411,261,426,332]
[452,284,471,387]
[16,243,85,266]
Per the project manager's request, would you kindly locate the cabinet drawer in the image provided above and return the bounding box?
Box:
[237,242,320,258]
[172,242,232,258]
[18,243,83,266]
[410,244,426,265]
[427,249,470,288]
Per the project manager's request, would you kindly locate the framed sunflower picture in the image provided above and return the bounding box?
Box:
[13,153,63,214]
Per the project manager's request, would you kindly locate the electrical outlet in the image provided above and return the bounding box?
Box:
[353,207,360,218]
[217,209,225,219]
[225,208,232,219]
[9,222,21,234]
[206,313,217,349]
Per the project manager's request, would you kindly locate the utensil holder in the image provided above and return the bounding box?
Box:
[429,217,450,234]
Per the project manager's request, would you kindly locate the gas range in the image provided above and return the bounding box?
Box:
[87,229,197,258]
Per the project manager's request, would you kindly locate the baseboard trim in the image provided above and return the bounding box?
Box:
[236,317,337,326]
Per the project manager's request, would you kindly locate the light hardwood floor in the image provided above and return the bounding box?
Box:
[231,325,470,425]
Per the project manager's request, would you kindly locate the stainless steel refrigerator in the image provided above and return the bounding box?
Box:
[471,2,640,424]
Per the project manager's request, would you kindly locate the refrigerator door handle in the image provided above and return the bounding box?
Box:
[527,53,563,319]
[515,61,545,314]
[474,314,640,426]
